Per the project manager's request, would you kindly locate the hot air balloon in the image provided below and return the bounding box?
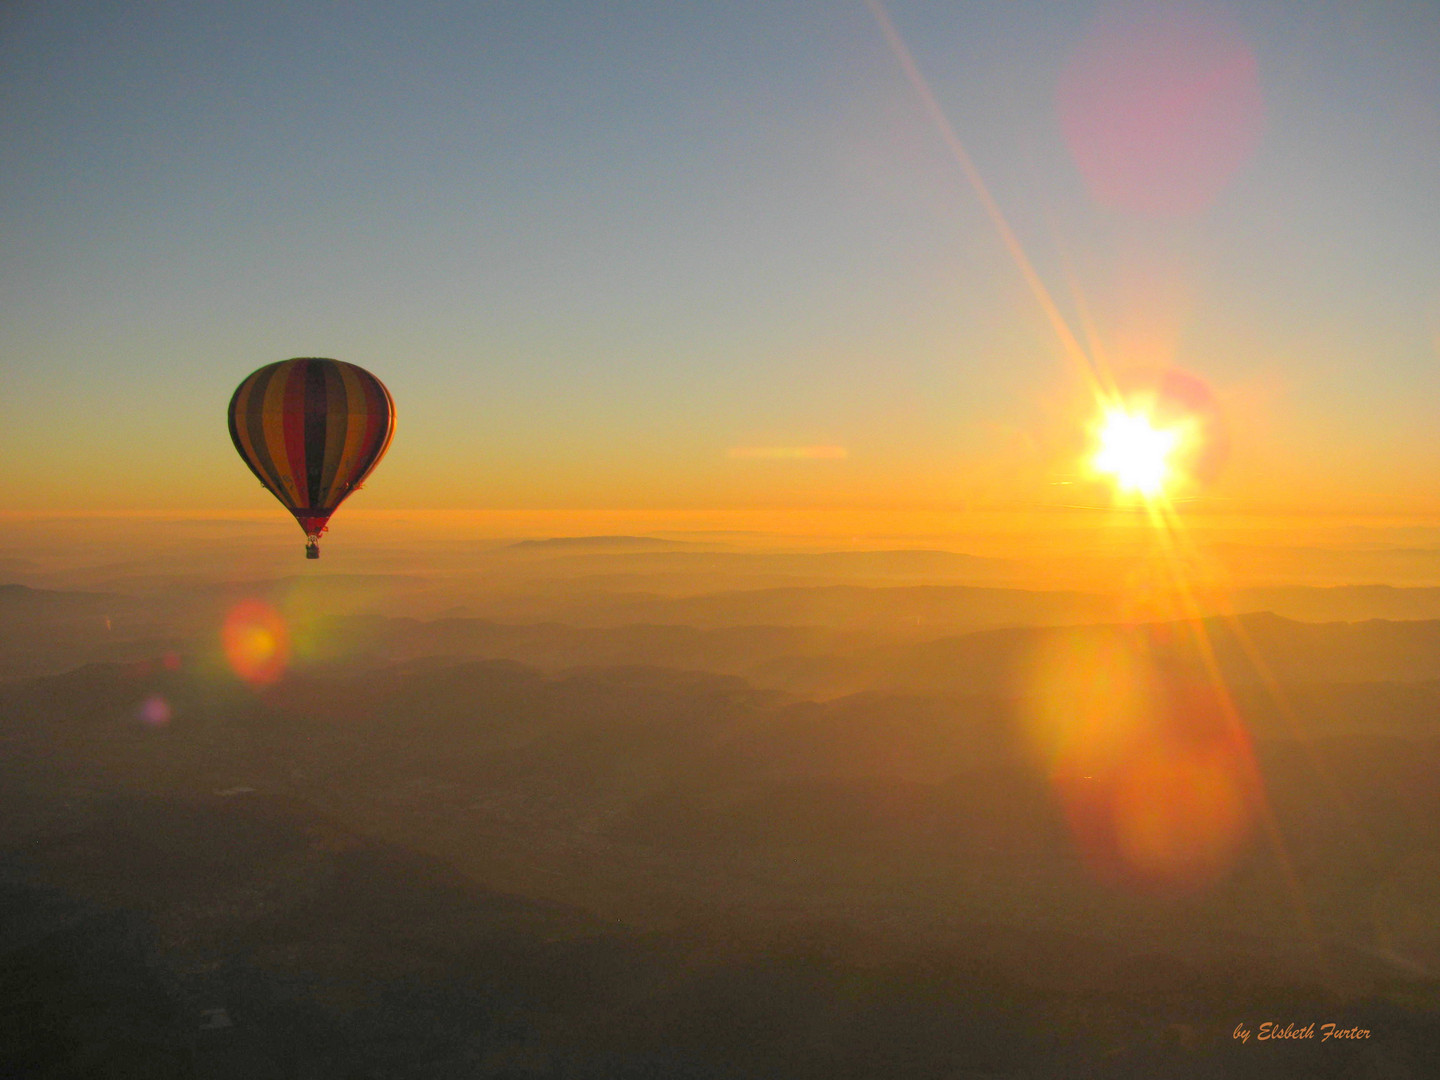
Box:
[228,358,395,559]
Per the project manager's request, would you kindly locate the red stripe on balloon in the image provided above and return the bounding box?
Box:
[282,360,310,509]
[356,370,386,484]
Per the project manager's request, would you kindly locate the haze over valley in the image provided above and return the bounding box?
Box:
[4,530,1440,1077]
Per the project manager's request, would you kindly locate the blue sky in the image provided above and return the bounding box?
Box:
[2,1,1437,518]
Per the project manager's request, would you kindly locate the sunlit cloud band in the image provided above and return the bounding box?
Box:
[727,446,848,460]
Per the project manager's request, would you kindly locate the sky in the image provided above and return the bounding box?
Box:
[3,0,1438,534]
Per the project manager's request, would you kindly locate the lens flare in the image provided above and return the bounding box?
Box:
[138,693,172,726]
[1058,0,1265,216]
[221,600,291,687]
[1023,625,1257,891]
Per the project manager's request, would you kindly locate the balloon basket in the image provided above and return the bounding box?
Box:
[305,537,320,559]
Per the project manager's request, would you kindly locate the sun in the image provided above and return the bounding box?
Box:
[1092,406,1182,497]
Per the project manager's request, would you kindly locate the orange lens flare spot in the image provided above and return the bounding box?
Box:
[221,600,291,687]
[1024,630,1157,772]
[1024,626,1257,892]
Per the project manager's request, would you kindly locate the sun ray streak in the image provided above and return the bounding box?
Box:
[1136,499,1334,981]
[1050,227,1121,402]
[1176,600,1333,982]
[866,0,1099,392]
[871,1,1327,968]
[1221,606,1375,851]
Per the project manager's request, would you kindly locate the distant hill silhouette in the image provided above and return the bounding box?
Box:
[300,609,1440,700]
[552,582,1440,630]
[0,582,119,609]
[756,612,1440,698]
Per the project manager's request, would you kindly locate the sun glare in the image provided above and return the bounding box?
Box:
[1092,407,1182,497]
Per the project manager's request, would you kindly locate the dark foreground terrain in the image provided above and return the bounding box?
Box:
[3,573,1440,1077]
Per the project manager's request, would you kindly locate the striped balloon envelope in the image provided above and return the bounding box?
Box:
[228,358,395,558]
